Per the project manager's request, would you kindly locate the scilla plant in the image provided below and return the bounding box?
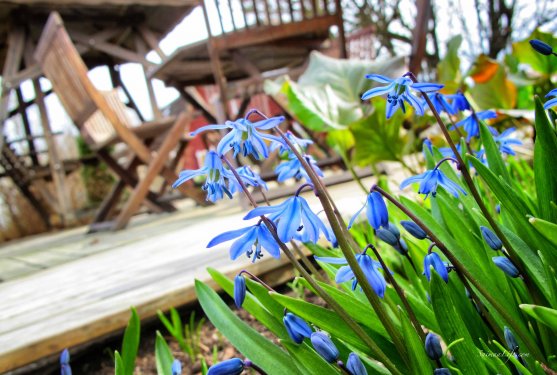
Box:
[180,40,557,375]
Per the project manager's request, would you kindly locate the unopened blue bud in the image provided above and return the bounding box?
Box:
[311,332,339,363]
[530,39,553,55]
[504,326,519,352]
[207,358,245,375]
[234,274,246,308]
[60,349,72,375]
[376,228,398,246]
[423,252,449,283]
[172,359,182,375]
[480,226,502,250]
[434,368,451,375]
[492,256,520,278]
[425,333,443,360]
[400,220,428,240]
[283,313,312,344]
[346,352,368,375]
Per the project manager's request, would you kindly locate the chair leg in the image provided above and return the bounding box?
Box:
[112,113,192,230]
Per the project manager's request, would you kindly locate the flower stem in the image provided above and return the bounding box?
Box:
[290,240,331,284]
[239,269,275,292]
[367,244,426,341]
[373,185,545,363]
[222,155,405,374]
[274,127,408,358]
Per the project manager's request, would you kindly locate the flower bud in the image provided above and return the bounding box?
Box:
[400,220,428,240]
[172,359,182,375]
[434,368,451,375]
[423,252,449,283]
[394,238,408,255]
[529,39,553,55]
[234,274,246,308]
[504,326,519,352]
[492,256,520,278]
[60,349,72,375]
[346,352,368,375]
[376,228,398,247]
[283,313,312,344]
[480,226,502,250]
[311,332,339,363]
[207,358,245,375]
[425,333,443,360]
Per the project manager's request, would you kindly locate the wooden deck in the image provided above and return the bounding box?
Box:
[0,176,379,373]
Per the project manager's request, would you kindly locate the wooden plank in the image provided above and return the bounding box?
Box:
[134,34,163,119]
[136,25,166,60]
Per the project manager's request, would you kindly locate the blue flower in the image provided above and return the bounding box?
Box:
[60,349,72,375]
[400,220,428,240]
[455,110,497,141]
[348,191,389,230]
[207,223,280,262]
[172,359,182,375]
[346,352,368,375]
[544,88,557,109]
[228,166,267,195]
[425,93,457,115]
[190,115,284,159]
[494,128,522,156]
[270,130,313,154]
[244,195,332,244]
[362,74,443,119]
[311,332,339,363]
[173,151,234,202]
[492,256,520,278]
[283,312,313,344]
[480,226,502,250]
[207,358,245,375]
[434,368,452,375]
[400,167,466,199]
[275,153,323,182]
[316,251,387,297]
[439,143,461,159]
[425,333,443,360]
[423,252,449,283]
[446,91,470,112]
[234,274,246,308]
[504,326,519,351]
[376,223,407,254]
[530,39,554,55]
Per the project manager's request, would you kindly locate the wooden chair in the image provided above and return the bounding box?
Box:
[34,12,209,232]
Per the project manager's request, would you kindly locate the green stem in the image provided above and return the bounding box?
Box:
[290,240,330,284]
[367,244,425,341]
[274,127,408,359]
[373,185,545,363]
[222,155,404,375]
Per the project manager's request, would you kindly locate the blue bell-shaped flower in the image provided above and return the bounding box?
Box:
[311,332,339,363]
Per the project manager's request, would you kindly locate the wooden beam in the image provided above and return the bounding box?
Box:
[231,50,262,79]
[136,25,166,60]
[134,35,162,119]
[14,88,39,166]
[24,41,77,226]
[409,0,430,74]
[107,65,146,122]
[175,85,218,124]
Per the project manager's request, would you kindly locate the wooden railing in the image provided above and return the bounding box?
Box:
[205,0,338,36]
[346,26,375,60]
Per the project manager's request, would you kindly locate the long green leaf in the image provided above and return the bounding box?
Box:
[155,332,174,375]
[398,307,432,374]
[195,280,300,374]
[282,341,338,375]
[479,122,511,181]
[529,217,557,247]
[121,307,140,375]
[519,304,557,331]
[534,97,557,223]
[114,351,125,375]
[430,272,489,375]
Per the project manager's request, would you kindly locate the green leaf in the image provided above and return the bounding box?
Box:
[491,341,533,375]
[326,129,355,159]
[398,307,433,374]
[512,30,557,76]
[115,351,126,375]
[282,341,338,374]
[430,272,489,375]
[530,217,557,247]
[155,331,174,375]
[121,307,140,375]
[534,97,557,223]
[437,35,463,92]
[265,52,406,131]
[520,304,557,331]
[206,268,286,336]
[479,122,511,181]
[195,280,300,374]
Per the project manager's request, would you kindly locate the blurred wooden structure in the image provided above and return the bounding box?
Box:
[151,0,346,122]
[35,12,209,232]
[0,0,199,228]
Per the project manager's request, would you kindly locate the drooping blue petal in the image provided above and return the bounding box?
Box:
[400,172,428,190]
[423,252,448,282]
[404,92,425,115]
[253,115,285,129]
[360,254,386,297]
[366,192,389,230]
[190,123,229,136]
[437,172,467,197]
[412,82,444,93]
[335,265,355,283]
[314,256,349,264]
[257,225,281,258]
[348,201,367,229]
[365,74,393,83]
[243,200,288,220]
[277,197,301,242]
[543,97,557,110]
[172,169,203,188]
[361,83,396,100]
[207,226,254,247]
[545,88,557,97]
[229,227,258,260]
[283,312,312,344]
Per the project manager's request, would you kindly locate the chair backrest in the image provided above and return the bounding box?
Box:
[34,12,138,147]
